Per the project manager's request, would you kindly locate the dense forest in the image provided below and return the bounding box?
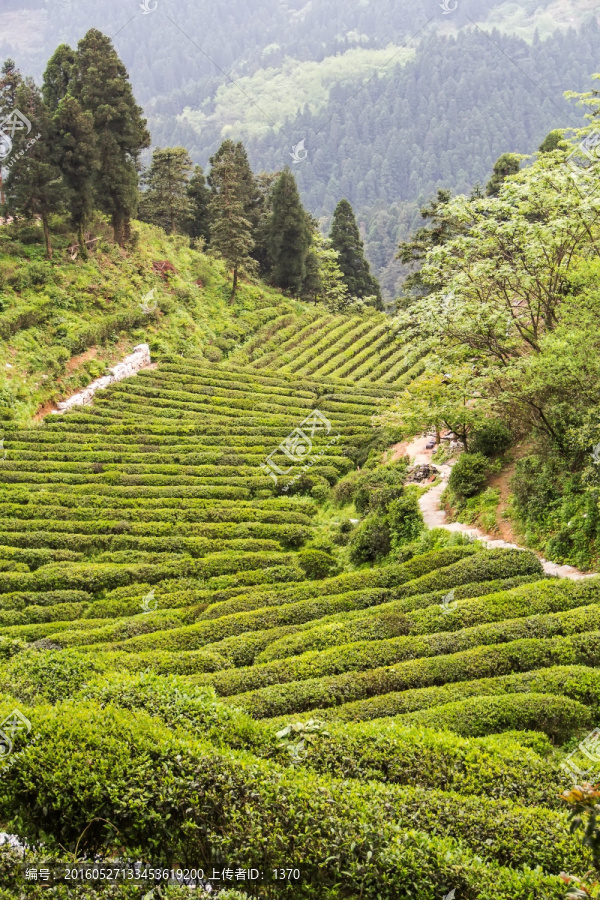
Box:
[2,0,600,295]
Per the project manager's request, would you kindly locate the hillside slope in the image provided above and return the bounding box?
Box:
[0,308,598,896]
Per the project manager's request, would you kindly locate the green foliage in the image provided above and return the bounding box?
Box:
[471,420,512,457]
[449,453,489,500]
[139,147,193,235]
[329,199,381,307]
[266,168,312,296]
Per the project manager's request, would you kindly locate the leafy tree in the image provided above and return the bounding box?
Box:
[4,80,66,259]
[186,164,211,244]
[139,147,193,235]
[71,29,150,245]
[397,189,457,298]
[329,198,381,307]
[539,129,564,153]
[42,44,76,113]
[52,94,98,259]
[208,141,255,301]
[485,152,521,196]
[266,167,312,295]
[302,232,350,311]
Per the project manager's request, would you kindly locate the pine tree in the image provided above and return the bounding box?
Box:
[209,142,255,301]
[329,199,382,307]
[0,59,23,206]
[5,80,66,259]
[252,170,280,277]
[42,44,76,113]
[71,29,150,245]
[209,140,259,230]
[139,147,193,235]
[186,165,211,244]
[266,167,312,296]
[52,94,98,259]
[485,153,521,196]
[0,59,22,115]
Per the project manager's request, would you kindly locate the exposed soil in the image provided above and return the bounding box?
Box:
[65,347,98,375]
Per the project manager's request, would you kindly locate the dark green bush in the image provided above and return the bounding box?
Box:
[471,421,512,457]
[388,493,424,547]
[449,452,489,499]
[298,548,336,579]
[354,464,406,515]
[348,515,391,564]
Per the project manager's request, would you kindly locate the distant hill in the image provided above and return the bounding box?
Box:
[2,0,600,297]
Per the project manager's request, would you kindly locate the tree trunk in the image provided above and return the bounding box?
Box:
[78,221,88,261]
[42,214,52,260]
[229,267,238,304]
[123,216,131,244]
[112,212,124,247]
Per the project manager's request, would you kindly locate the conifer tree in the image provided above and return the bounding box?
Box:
[71,29,150,245]
[186,164,211,244]
[485,152,520,196]
[266,167,312,296]
[329,198,382,307]
[5,80,66,258]
[42,44,76,113]
[209,142,255,301]
[209,140,259,230]
[139,147,193,235]
[52,94,98,259]
[0,59,22,114]
[252,170,280,276]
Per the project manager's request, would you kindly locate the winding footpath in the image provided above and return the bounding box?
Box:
[403,436,594,582]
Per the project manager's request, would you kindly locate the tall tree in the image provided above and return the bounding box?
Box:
[186,164,211,244]
[252,170,280,276]
[0,59,22,114]
[0,59,23,205]
[5,80,66,258]
[42,44,76,113]
[209,140,259,230]
[52,94,98,259]
[71,29,150,245]
[397,189,459,300]
[485,152,521,196]
[329,198,382,307]
[266,167,312,296]
[209,142,255,301]
[139,147,193,235]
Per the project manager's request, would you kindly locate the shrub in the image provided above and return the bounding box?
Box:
[353,464,406,515]
[297,548,336,579]
[231,628,600,720]
[0,700,584,885]
[448,452,489,499]
[403,692,591,742]
[0,649,101,703]
[348,515,391,564]
[388,493,424,547]
[471,421,512,457]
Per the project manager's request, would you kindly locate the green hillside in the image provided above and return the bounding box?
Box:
[0,249,598,895]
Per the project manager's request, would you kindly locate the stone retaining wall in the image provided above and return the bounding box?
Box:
[53,344,151,414]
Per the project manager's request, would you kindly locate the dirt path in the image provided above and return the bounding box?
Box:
[402,437,594,582]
